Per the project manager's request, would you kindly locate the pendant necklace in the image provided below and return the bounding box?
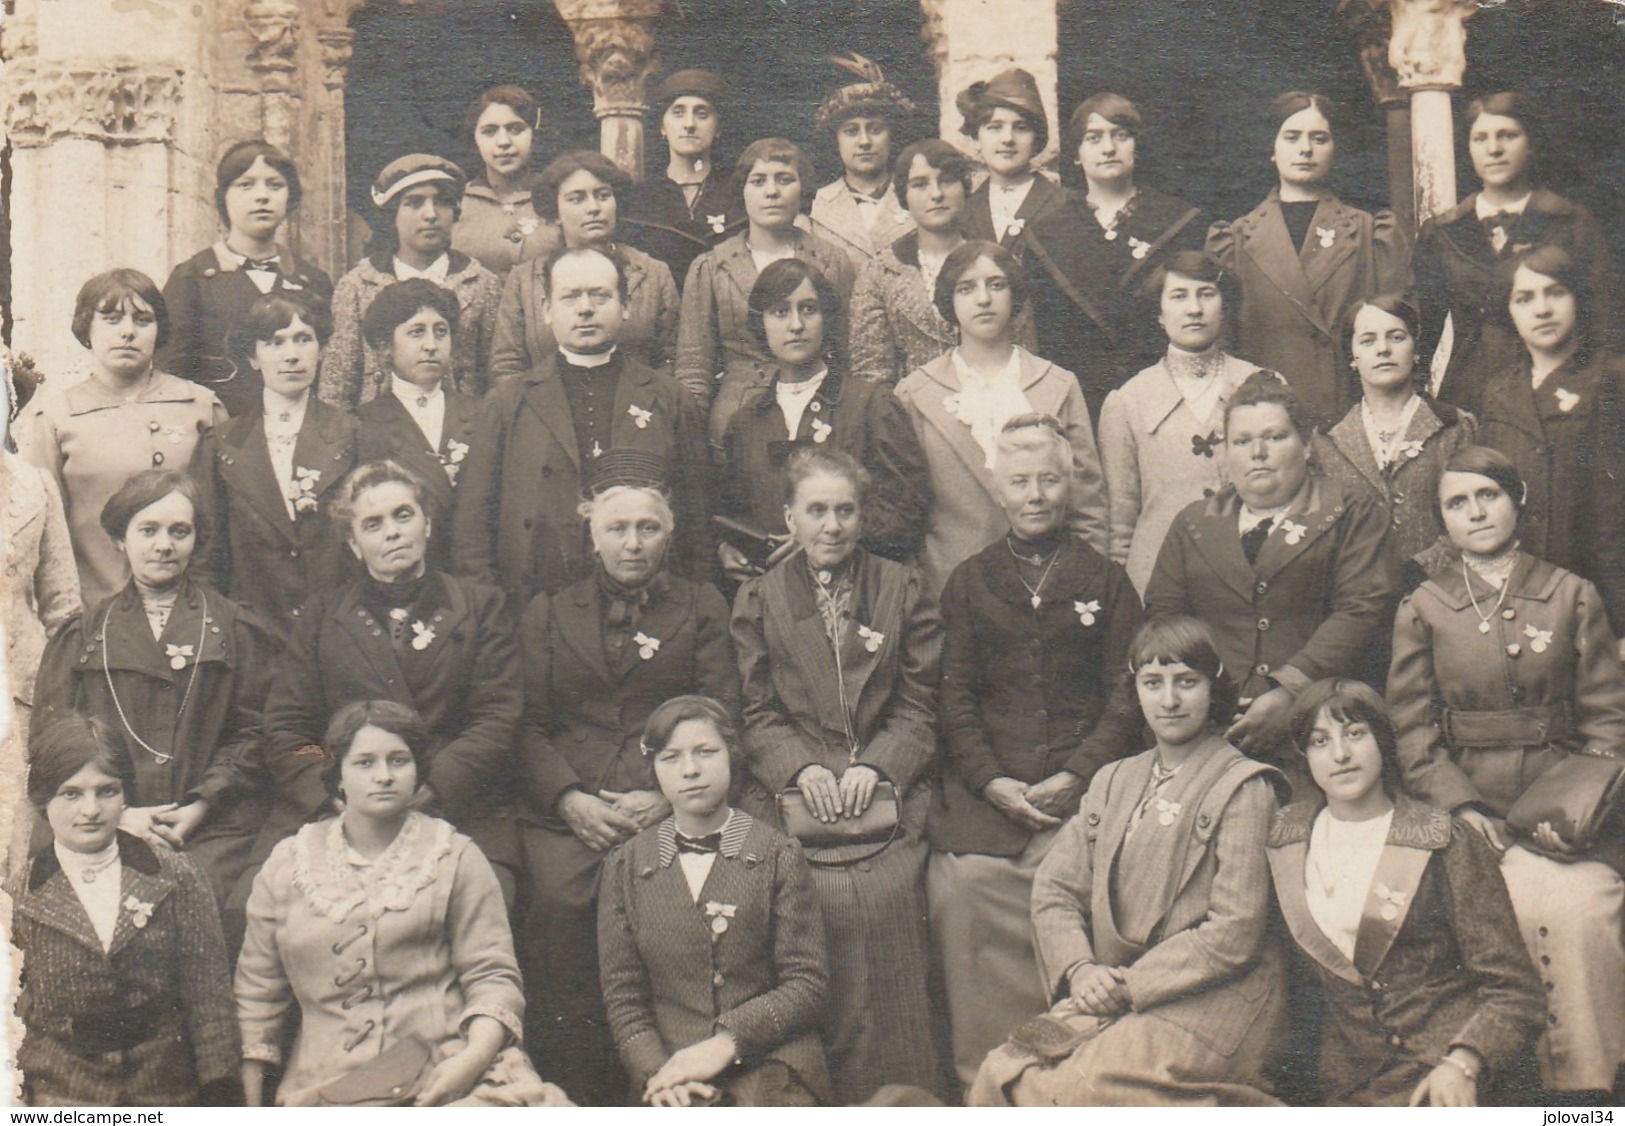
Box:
[1007,538,1061,609]
[1462,556,1511,634]
[102,586,209,765]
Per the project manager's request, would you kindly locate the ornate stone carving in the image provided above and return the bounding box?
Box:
[319,28,355,92]
[2,60,182,148]
[245,0,302,92]
[1336,0,1405,107]
[564,18,658,118]
[1386,0,1475,91]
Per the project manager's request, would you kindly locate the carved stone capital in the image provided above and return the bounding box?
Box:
[1386,0,1475,92]
[319,28,355,92]
[245,0,302,92]
[565,17,658,119]
[2,60,182,148]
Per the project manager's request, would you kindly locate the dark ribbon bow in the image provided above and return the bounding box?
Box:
[242,256,281,272]
[1192,430,1222,458]
[675,832,722,855]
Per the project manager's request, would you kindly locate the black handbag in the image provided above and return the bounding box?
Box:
[1505,750,1625,858]
[777,781,901,865]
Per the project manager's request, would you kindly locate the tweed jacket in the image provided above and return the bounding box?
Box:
[1145,475,1399,703]
[1,450,80,709]
[1208,191,1410,425]
[1415,189,1619,413]
[452,180,554,280]
[930,534,1144,857]
[718,364,931,564]
[490,242,680,380]
[963,172,1069,250]
[236,814,528,1106]
[673,230,856,442]
[209,397,358,631]
[848,234,956,385]
[807,179,915,270]
[733,550,941,802]
[157,241,334,419]
[9,833,238,1106]
[450,351,710,602]
[356,384,481,573]
[894,346,1109,596]
[260,572,519,831]
[1388,552,1625,819]
[598,812,832,1099]
[317,248,502,408]
[1477,349,1625,632]
[1266,796,1544,1105]
[1312,397,1476,567]
[17,371,226,606]
[1097,351,1261,594]
[1022,186,1206,418]
[1032,741,1286,1058]
[35,578,277,819]
[518,571,739,818]
[622,171,747,294]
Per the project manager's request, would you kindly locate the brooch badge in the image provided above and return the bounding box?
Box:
[1524,624,1553,654]
[1374,882,1409,922]
[856,624,885,653]
[440,438,469,485]
[164,643,193,671]
[291,466,322,513]
[1554,388,1580,413]
[1074,600,1101,627]
[628,403,653,429]
[633,631,661,660]
[810,417,832,444]
[1127,235,1151,260]
[410,621,436,650]
[124,895,155,929]
[1316,226,1336,249]
[704,900,737,936]
[1154,798,1182,827]
[1279,518,1307,545]
[707,215,728,235]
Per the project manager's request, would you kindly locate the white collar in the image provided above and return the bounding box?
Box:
[559,345,617,368]
[775,368,827,398]
[264,386,309,419]
[1476,192,1531,220]
[55,839,120,883]
[391,374,443,407]
[951,345,1021,388]
[393,253,451,284]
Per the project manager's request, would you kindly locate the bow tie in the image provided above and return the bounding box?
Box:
[675,832,722,855]
[242,256,280,272]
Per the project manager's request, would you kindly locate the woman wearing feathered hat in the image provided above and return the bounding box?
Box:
[957,68,1069,250]
[808,53,918,271]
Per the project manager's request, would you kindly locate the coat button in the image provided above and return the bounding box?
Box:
[152,452,165,465]
[1034,743,1049,755]
[712,972,725,988]
[541,467,553,478]
[1387,1034,1402,1048]
[148,420,161,432]
[1255,663,1270,677]
[1255,580,1268,595]
[1257,618,1270,631]
[1538,926,1549,938]
[289,549,300,558]
[1502,608,1515,620]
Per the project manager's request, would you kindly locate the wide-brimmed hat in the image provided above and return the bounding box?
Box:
[956,67,1045,134]
[371,154,466,210]
[815,52,915,131]
[653,69,725,112]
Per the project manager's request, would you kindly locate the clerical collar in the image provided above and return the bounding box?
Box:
[559,345,618,369]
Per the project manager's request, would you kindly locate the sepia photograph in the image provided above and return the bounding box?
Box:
[2,0,1625,1110]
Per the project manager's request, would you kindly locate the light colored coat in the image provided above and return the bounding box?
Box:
[807,179,915,271]
[1,449,80,711]
[894,346,1108,596]
[1097,352,1258,593]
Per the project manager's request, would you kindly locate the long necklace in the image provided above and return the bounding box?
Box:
[102,586,208,765]
[1007,537,1061,609]
[1462,555,1511,635]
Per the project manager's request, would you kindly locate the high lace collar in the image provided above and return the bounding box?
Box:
[290,812,457,923]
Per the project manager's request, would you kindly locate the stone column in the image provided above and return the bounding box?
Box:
[313,25,358,273]
[1387,0,1475,227]
[2,0,218,377]
[552,0,663,180]
[1338,0,1414,234]
[920,0,1060,172]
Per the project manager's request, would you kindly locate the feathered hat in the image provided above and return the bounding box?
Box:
[814,52,916,131]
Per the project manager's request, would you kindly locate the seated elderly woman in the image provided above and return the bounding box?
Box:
[716,258,930,582]
[35,469,280,904]
[8,715,237,1107]
[598,695,830,1107]
[732,445,944,1104]
[236,700,571,1107]
[929,413,1143,1089]
[516,449,738,1106]
[1266,678,1544,1106]
[1389,444,1625,1102]
[489,149,680,380]
[971,615,1288,1106]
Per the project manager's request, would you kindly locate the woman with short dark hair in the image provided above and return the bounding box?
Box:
[1022,94,1206,421]
[453,85,552,280]
[1414,92,1620,414]
[210,292,358,629]
[1207,92,1409,426]
[18,268,226,604]
[237,699,569,1107]
[1388,445,1625,1100]
[9,714,239,1106]
[34,470,281,903]
[158,140,334,419]
[956,69,1067,249]
[490,149,680,380]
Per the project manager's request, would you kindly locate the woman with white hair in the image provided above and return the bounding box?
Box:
[514,448,738,1105]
